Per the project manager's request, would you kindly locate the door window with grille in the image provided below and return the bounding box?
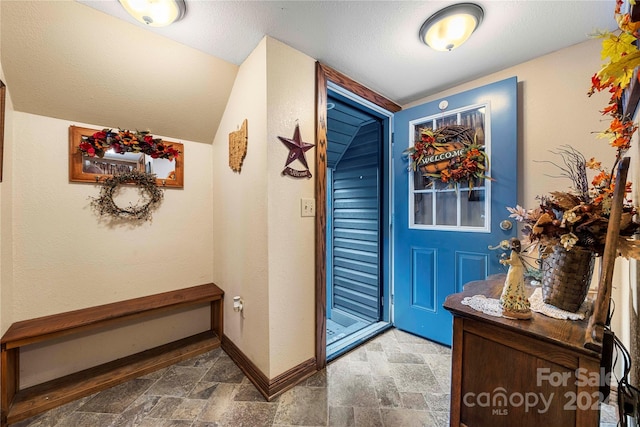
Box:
[409,103,490,232]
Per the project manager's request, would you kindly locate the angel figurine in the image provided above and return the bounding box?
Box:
[499,238,532,320]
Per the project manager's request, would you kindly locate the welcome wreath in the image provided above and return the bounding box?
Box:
[90,170,163,221]
[404,124,490,188]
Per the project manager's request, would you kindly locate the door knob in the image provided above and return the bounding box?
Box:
[499,220,513,231]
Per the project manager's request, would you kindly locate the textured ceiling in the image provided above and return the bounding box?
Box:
[1,1,619,144]
[81,0,618,104]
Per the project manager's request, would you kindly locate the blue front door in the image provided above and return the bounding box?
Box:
[392,77,518,345]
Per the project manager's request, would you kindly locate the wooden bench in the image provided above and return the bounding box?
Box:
[0,283,224,426]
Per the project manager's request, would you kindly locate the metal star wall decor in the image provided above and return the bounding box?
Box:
[277,123,314,178]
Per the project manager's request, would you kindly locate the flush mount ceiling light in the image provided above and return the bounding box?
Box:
[419,3,484,52]
[119,0,186,27]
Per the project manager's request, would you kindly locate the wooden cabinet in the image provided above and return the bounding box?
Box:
[444,275,603,427]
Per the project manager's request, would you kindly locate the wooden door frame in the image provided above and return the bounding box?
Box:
[315,63,401,370]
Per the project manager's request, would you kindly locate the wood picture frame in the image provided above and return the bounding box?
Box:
[621,68,640,120]
[622,2,640,119]
[0,80,5,183]
[69,126,184,188]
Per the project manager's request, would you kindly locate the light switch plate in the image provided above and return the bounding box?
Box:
[301,198,315,217]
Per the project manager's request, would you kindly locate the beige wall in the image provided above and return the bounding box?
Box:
[620,127,640,356]
[265,38,316,377]
[212,37,316,379]
[0,44,15,338]
[212,38,270,375]
[8,112,214,387]
[408,38,632,351]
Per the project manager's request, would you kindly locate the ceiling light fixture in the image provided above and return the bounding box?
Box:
[119,0,186,27]
[419,3,484,52]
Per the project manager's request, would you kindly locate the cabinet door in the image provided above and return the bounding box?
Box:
[452,319,600,427]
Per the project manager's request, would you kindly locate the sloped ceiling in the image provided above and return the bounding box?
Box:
[0,1,619,144]
[1,1,238,143]
[327,98,377,169]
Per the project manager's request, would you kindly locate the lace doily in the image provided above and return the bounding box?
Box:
[528,287,588,320]
[461,287,588,321]
[461,294,503,317]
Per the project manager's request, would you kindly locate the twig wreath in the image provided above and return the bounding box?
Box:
[90,170,163,221]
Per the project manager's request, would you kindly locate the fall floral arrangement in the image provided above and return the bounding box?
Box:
[404,124,490,187]
[79,129,180,161]
[506,1,640,261]
[507,147,640,258]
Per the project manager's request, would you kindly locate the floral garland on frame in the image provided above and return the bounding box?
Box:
[79,128,180,161]
[404,124,490,187]
[90,170,163,221]
[588,0,640,163]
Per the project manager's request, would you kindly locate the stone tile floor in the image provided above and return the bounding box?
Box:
[13,328,619,426]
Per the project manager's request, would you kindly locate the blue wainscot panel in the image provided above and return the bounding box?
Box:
[455,251,489,293]
[411,248,437,312]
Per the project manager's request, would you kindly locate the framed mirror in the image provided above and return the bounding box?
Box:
[69,125,184,188]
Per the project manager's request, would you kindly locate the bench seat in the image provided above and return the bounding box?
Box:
[1,283,224,426]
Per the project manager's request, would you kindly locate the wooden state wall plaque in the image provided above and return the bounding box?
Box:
[229,119,248,172]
